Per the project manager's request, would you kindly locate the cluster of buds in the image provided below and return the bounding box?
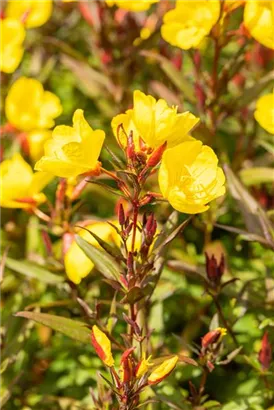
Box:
[205,253,225,291]
[199,327,227,372]
[91,325,178,407]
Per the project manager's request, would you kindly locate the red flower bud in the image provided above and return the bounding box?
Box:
[147,142,167,168]
[258,331,272,370]
[120,347,135,383]
[205,253,225,285]
[118,203,125,226]
[201,328,227,349]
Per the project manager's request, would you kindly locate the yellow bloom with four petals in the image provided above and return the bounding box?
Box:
[254,91,274,134]
[5,77,62,132]
[161,0,220,50]
[0,153,52,209]
[105,0,158,12]
[244,0,274,50]
[0,18,26,73]
[112,90,199,150]
[64,222,115,284]
[159,140,226,214]
[6,0,53,29]
[35,109,105,178]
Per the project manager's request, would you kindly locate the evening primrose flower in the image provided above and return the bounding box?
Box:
[27,130,52,162]
[105,0,158,12]
[91,325,114,367]
[148,356,178,385]
[161,0,220,50]
[111,90,199,150]
[159,140,226,214]
[0,18,26,74]
[64,223,115,284]
[254,92,274,134]
[5,77,62,132]
[0,153,52,208]
[244,0,274,50]
[6,0,53,29]
[35,109,105,178]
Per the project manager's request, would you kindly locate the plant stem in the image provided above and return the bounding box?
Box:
[212,295,239,347]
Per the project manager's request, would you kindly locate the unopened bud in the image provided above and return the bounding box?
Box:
[258,331,272,371]
[126,131,136,161]
[145,213,157,244]
[91,325,114,367]
[205,253,225,285]
[148,356,178,385]
[118,203,125,226]
[201,327,227,349]
[147,142,167,168]
[120,347,135,383]
[135,355,154,378]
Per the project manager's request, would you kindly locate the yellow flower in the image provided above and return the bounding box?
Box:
[35,109,105,178]
[148,356,178,385]
[6,0,53,29]
[136,355,154,378]
[244,1,274,50]
[5,77,62,132]
[254,91,274,134]
[0,18,25,74]
[64,223,115,284]
[27,130,52,162]
[91,325,114,367]
[105,0,158,12]
[161,0,220,50]
[111,90,199,150]
[0,153,52,209]
[159,140,226,214]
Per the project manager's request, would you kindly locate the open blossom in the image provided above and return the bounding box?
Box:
[6,0,53,29]
[35,109,105,178]
[64,223,115,284]
[161,0,220,50]
[0,153,52,209]
[105,0,158,12]
[148,356,178,385]
[91,325,114,367]
[0,18,26,74]
[111,90,199,150]
[5,77,62,132]
[244,1,274,50]
[254,91,274,134]
[159,140,226,214]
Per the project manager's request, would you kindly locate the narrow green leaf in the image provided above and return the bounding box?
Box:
[5,257,64,284]
[15,311,91,344]
[240,167,274,186]
[75,235,122,282]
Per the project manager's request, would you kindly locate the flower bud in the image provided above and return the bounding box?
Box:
[258,331,272,371]
[148,356,178,385]
[126,131,136,161]
[120,347,135,383]
[201,327,227,349]
[147,141,167,168]
[135,355,154,378]
[205,253,225,285]
[91,325,114,367]
[118,203,125,226]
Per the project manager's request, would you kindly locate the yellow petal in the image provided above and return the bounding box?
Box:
[254,92,274,134]
[244,1,274,50]
[0,18,26,73]
[27,130,52,162]
[148,356,178,384]
[6,0,53,29]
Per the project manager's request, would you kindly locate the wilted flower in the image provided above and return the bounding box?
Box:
[135,355,154,378]
[105,0,158,12]
[6,0,53,29]
[148,356,178,385]
[112,90,199,150]
[258,331,272,370]
[0,18,25,74]
[0,153,52,208]
[254,91,274,134]
[244,1,274,50]
[64,222,115,284]
[158,140,226,214]
[35,109,105,178]
[161,0,220,50]
[91,325,114,367]
[5,77,62,132]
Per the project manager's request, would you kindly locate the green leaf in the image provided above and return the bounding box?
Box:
[240,167,274,186]
[140,50,196,103]
[234,71,274,109]
[15,311,91,344]
[75,235,122,282]
[5,257,64,284]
